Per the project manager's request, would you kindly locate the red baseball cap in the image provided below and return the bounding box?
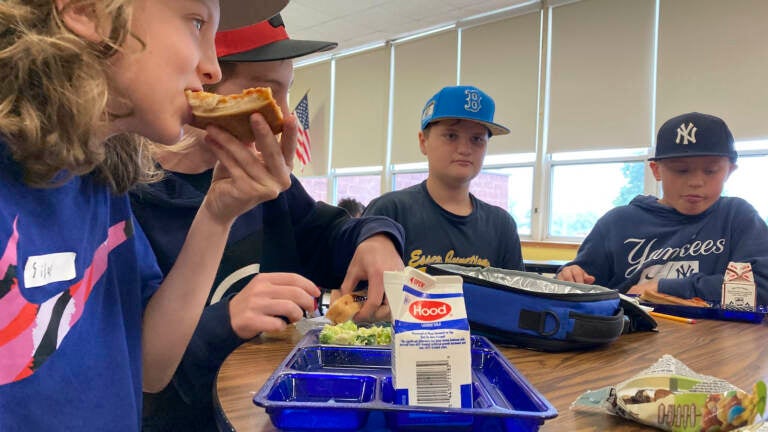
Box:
[217,14,337,62]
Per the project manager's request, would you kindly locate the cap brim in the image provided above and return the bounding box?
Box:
[649,152,736,161]
[219,38,337,62]
[428,116,511,137]
[220,0,288,31]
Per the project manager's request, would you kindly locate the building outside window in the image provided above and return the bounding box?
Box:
[334,174,381,206]
[548,149,647,239]
[723,148,768,224]
[299,176,328,203]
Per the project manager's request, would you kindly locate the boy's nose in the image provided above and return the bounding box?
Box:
[456,138,473,154]
[198,46,222,85]
[688,172,706,187]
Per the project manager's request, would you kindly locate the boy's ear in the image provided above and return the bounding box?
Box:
[649,161,662,181]
[56,0,104,43]
[418,131,428,156]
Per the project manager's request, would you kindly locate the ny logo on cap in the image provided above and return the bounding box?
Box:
[675,122,697,145]
[464,89,482,113]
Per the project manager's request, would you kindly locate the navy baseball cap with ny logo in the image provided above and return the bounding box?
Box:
[420,85,510,136]
[650,112,737,162]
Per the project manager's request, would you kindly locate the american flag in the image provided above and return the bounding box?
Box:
[293,92,311,167]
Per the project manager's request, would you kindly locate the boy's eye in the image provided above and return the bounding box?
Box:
[192,19,204,32]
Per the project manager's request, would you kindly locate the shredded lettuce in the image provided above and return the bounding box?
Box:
[319,321,392,346]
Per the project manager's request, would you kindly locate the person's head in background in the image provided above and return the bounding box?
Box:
[156,14,336,169]
[649,112,738,216]
[337,197,365,217]
[418,85,510,190]
[211,14,335,114]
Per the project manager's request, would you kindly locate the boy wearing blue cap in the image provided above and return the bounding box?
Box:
[557,112,768,307]
[365,85,525,271]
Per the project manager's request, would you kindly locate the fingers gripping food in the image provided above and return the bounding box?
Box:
[186,87,284,141]
[326,293,366,324]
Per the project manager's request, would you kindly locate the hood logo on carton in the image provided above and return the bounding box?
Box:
[409,300,451,321]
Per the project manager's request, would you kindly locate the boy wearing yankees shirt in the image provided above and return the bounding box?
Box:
[557,112,768,307]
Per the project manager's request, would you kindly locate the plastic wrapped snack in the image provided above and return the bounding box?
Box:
[572,355,766,431]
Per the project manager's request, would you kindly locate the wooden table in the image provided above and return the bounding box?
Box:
[215,317,768,431]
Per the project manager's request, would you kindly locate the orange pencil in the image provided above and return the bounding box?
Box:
[650,311,696,324]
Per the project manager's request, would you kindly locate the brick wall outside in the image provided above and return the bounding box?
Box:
[469,172,510,210]
[336,175,380,206]
[301,172,510,209]
[300,177,328,203]
[393,172,428,190]
[393,171,510,209]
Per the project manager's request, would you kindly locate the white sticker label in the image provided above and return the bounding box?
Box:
[23,253,77,288]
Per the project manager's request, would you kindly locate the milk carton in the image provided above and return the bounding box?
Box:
[385,267,472,408]
[721,261,757,311]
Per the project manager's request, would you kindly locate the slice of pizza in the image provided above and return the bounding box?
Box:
[186,87,283,141]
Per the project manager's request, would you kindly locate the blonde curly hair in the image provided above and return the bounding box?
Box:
[0,0,160,193]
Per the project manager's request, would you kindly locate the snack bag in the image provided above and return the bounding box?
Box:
[386,268,472,408]
[572,355,767,431]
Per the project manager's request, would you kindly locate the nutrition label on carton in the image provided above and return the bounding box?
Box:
[400,330,470,350]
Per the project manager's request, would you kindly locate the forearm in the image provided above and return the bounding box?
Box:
[328,217,404,280]
[658,274,723,302]
[142,206,232,392]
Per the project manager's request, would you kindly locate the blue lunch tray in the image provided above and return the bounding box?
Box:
[643,303,768,323]
[253,329,557,431]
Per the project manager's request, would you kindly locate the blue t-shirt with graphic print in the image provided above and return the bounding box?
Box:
[0,141,162,431]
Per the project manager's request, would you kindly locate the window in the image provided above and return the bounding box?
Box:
[334,175,381,206]
[393,171,428,190]
[723,153,768,224]
[471,168,533,236]
[549,161,645,238]
[299,177,328,203]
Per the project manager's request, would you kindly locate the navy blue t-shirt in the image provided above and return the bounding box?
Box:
[364,181,524,271]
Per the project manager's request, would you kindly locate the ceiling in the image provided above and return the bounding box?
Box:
[280,0,536,64]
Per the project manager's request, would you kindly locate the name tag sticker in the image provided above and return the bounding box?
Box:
[23,252,77,288]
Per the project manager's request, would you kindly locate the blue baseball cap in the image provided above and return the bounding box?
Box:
[420,85,510,136]
[650,112,737,162]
